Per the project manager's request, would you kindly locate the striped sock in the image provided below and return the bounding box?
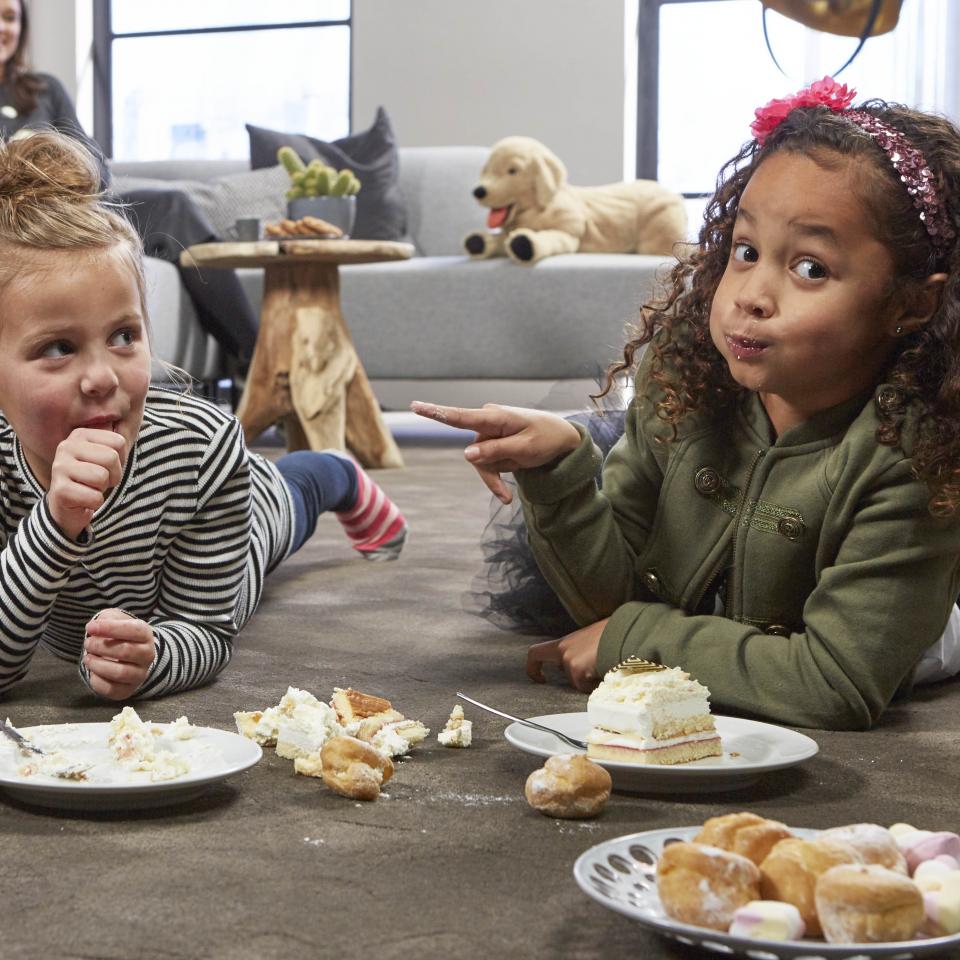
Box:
[334,456,408,562]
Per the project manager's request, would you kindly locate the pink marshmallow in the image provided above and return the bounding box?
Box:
[902,832,960,874]
[729,900,806,941]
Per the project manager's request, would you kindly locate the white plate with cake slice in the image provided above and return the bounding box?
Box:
[573,827,960,960]
[504,713,818,792]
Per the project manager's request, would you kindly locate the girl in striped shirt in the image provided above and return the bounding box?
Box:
[0,130,406,700]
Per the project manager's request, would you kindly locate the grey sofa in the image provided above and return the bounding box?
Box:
[111,147,677,410]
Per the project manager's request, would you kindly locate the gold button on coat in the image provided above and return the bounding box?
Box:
[694,467,721,495]
[765,624,790,637]
[777,516,805,541]
[642,571,661,595]
[877,386,901,412]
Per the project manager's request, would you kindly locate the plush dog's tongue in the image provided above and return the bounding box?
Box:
[487,206,509,229]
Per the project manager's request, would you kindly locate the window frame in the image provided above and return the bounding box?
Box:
[635,0,733,193]
[91,0,352,158]
[636,0,960,196]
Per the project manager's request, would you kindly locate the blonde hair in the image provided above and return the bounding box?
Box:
[0,128,148,313]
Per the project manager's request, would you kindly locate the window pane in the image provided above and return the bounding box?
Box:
[111,26,350,161]
[658,0,952,196]
[111,0,349,34]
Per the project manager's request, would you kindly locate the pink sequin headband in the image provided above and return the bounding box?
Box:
[751,77,956,262]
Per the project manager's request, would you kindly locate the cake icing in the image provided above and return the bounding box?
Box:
[438,704,472,748]
[586,663,721,765]
[108,706,192,781]
[274,691,344,760]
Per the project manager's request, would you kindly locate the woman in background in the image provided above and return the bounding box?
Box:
[0,0,258,374]
[0,0,107,186]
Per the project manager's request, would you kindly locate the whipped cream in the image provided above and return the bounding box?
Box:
[108,706,191,781]
[371,724,412,758]
[587,666,712,737]
[438,704,472,748]
[274,691,344,760]
[235,686,339,751]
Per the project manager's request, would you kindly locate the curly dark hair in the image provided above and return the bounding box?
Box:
[3,0,45,115]
[600,100,960,517]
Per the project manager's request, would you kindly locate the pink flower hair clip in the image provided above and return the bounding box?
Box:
[749,76,956,261]
[751,76,856,145]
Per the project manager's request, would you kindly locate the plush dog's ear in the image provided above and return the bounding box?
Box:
[532,150,567,208]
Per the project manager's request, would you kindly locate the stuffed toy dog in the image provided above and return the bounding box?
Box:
[464,136,687,265]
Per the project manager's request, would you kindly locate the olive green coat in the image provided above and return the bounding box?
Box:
[515,353,960,730]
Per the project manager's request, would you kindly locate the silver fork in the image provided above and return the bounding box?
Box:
[0,719,90,779]
[456,692,587,750]
[0,718,45,756]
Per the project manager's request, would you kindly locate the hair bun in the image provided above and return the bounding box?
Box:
[0,128,101,212]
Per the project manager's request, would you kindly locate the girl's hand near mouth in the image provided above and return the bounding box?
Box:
[47,428,127,540]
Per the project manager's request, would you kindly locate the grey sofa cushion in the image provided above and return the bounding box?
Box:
[235,253,666,380]
[111,165,290,238]
[396,146,489,257]
[247,106,407,242]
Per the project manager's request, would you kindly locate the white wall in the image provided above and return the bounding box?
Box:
[26,2,959,179]
[25,0,75,94]
[24,0,94,130]
[352,0,632,184]
[29,0,635,182]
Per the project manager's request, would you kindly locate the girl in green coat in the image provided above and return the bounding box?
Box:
[413,79,960,729]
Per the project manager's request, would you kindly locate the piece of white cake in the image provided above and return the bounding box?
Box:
[107,706,190,781]
[234,686,330,749]
[438,704,472,748]
[233,707,283,746]
[274,691,344,761]
[360,719,428,758]
[586,662,721,765]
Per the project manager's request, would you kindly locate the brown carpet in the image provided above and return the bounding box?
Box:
[4,437,960,960]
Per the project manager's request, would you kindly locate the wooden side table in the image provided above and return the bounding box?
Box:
[181,238,414,468]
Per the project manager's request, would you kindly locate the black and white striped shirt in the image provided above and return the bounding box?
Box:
[0,387,293,698]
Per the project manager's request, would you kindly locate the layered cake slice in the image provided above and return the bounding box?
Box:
[586,659,722,765]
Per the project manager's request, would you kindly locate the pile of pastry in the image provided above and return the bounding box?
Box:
[264,216,343,239]
[657,812,960,944]
[234,686,470,801]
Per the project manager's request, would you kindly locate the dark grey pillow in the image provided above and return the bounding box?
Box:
[246,106,407,241]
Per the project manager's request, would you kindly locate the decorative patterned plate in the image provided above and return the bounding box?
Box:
[505,713,818,793]
[573,827,960,959]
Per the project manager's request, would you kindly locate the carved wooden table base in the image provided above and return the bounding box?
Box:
[183,239,414,468]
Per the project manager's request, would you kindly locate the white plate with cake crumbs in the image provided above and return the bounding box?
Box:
[0,718,261,811]
[574,827,960,959]
[504,713,817,793]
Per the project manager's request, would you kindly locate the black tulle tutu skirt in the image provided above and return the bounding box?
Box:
[463,407,627,638]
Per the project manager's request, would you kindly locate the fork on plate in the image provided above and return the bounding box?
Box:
[455,693,588,750]
[0,718,91,779]
[0,718,46,756]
